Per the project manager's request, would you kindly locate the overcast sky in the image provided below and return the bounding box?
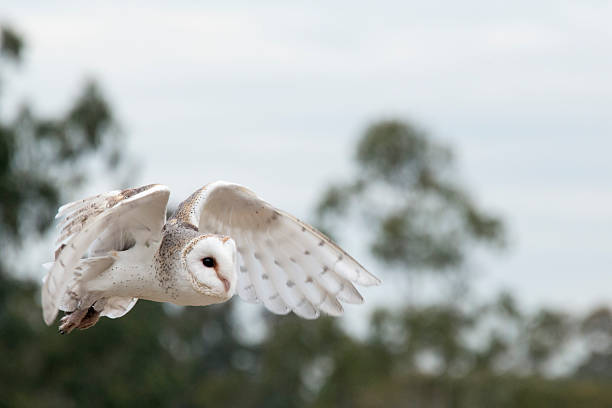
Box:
[3,1,612,316]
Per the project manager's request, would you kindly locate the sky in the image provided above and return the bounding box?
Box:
[2,1,611,317]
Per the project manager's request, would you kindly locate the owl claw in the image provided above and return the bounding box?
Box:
[58,313,80,335]
[58,306,99,334]
[78,307,101,330]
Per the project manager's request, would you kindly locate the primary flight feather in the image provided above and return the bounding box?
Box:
[42,181,381,334]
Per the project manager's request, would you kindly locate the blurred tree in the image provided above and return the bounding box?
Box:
[0,25,122,251]
[575,307,612,380]
[525,309,571,375]
[317,120,505,274]
[0,23,130,405]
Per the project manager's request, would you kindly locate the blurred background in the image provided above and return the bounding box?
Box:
[1,2,611,407]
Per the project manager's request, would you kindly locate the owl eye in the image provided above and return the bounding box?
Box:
[202,257,215,268]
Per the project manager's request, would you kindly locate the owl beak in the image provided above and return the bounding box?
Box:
[215,270,231,292]
[221,277,230,292]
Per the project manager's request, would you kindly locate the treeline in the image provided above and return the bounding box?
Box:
[2,274,612,407]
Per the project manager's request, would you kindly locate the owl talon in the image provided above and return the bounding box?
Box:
[58,307,89,335]
[77,307,101,330]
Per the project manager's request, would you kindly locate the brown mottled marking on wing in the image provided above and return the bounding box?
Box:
[169,185,209,228]
[55,184,164,259]
[44,183,170,326]
[120,184,159,199]
[105,184,159,208]
[55,244,66,260]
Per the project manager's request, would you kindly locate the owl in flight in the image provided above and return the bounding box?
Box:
[42,182,380,334]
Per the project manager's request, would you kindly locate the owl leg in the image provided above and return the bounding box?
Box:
[58,306,101,334]
[77,307,101,330]
[58,308,89,334]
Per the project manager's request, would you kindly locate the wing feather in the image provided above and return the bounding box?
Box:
[174,181,380,318]
[42,184,170,325]
[100,296,138,318]
[236,253,260,303]
[242,243,291,315]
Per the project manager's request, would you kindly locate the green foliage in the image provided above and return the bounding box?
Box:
[0,25,23,63]
[352,374,612,408]
[4,271,612,407]
[0,271,253,407]
[356,120,451,187]
[0,28,122,246]
[576,308,612,380]
[317,120,504,273]
[526,309,571,374]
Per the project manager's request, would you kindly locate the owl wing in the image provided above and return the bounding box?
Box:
[42,184,170,325]
[174,181,380,319]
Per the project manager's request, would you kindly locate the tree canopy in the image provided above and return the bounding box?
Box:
[317,120,504,273]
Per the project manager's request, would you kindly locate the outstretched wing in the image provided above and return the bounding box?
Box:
[172,181,380,319]
[42,184,170,325]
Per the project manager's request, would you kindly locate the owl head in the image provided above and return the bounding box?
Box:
[181,234,237,300]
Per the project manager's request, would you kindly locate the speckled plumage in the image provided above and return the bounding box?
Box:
[42,181,381,334]
[154,221,200,300]
[171,185,208,227]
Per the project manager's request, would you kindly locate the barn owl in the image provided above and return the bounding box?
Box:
[42,182,380,334]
